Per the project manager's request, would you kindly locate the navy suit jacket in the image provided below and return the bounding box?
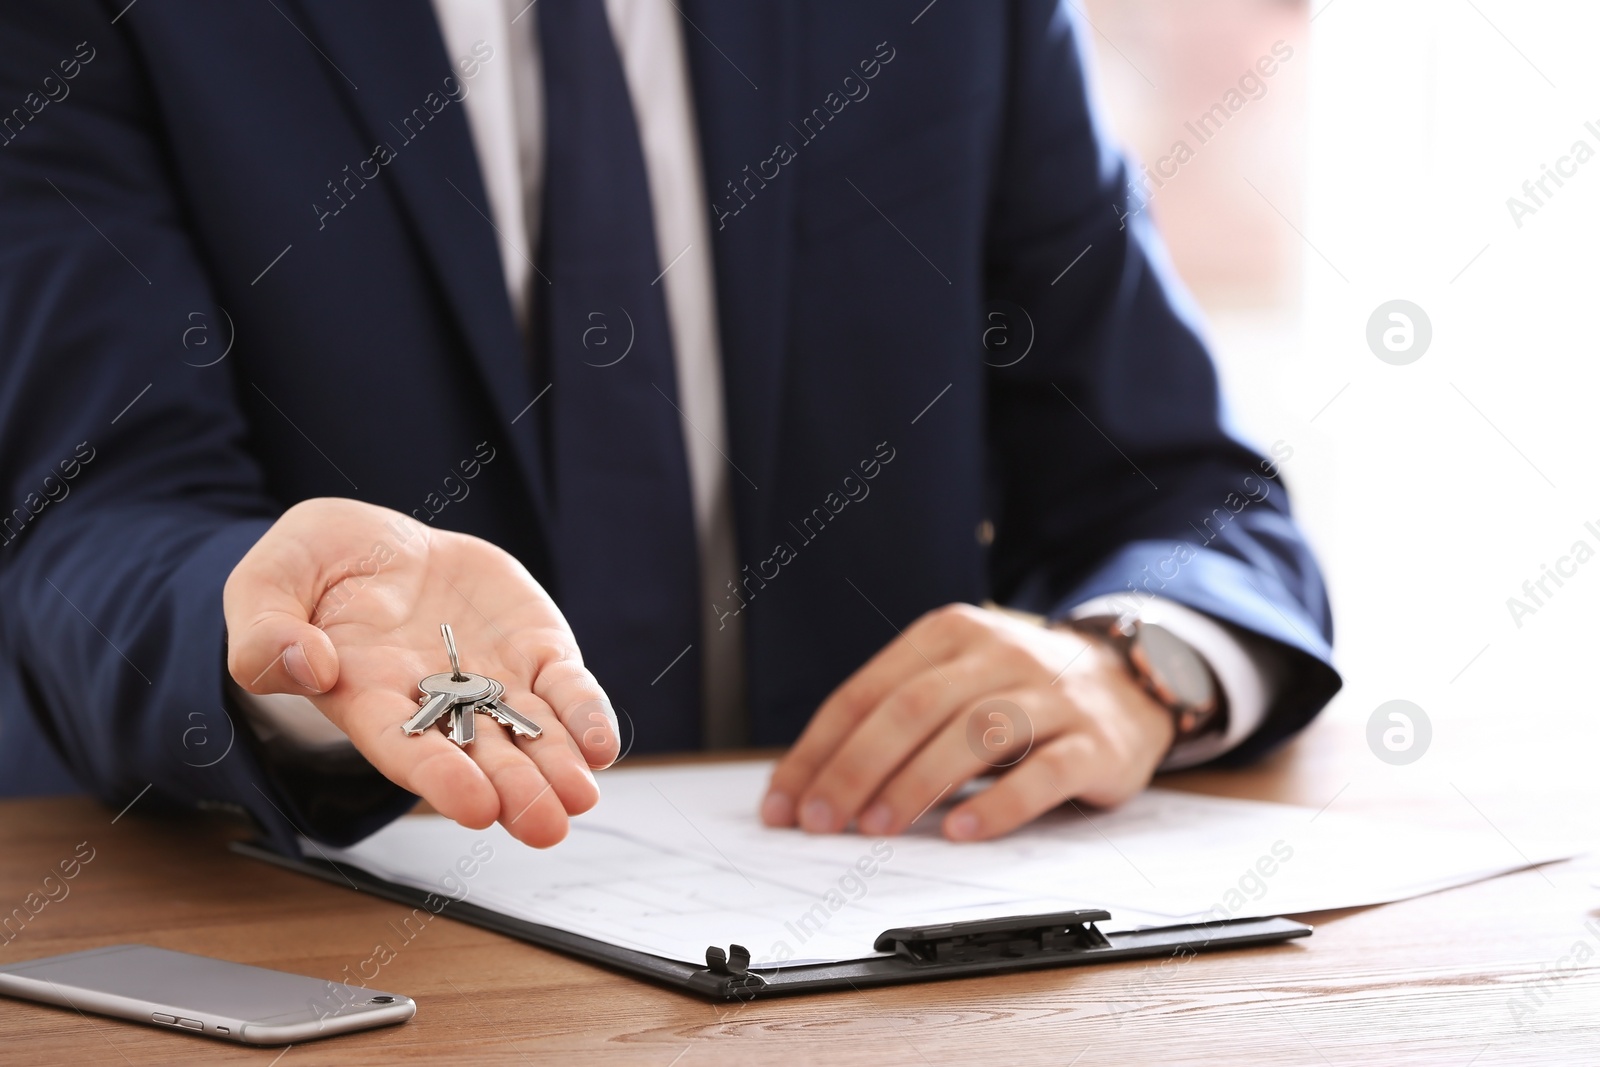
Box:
[0,0,1340,852]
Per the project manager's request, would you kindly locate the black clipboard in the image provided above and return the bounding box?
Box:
[233,841,1311,1000]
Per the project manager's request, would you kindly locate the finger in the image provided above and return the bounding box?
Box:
[505,627,617,767]
[518,727,600,816]
[335,686,500,829]
[461,717,575,849]
[493,686,602,816]
[944,731,1101,842]
[763,604,983,826]
[795,656,1009,834]
[223,556,340,696]
[531,659,617,767]
[864,689,1055,837]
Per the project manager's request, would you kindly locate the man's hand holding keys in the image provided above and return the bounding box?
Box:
[223,498,619,849]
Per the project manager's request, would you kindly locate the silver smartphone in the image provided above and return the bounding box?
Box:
[0,944,415,1046]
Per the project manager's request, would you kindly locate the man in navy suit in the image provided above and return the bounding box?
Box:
[0,0,1338,855]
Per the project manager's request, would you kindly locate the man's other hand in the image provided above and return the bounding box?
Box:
[761,603,1175,842]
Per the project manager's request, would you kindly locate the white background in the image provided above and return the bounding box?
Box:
[1186,0,1600,840]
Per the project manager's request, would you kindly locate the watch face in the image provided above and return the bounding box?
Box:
[1128,623,1216,714]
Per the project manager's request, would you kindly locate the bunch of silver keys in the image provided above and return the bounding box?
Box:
[404,623,543,747]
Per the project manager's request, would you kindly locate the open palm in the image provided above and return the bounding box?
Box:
[224,498,618,847]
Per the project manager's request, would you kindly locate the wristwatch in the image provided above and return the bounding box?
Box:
[1057,614,1226,745]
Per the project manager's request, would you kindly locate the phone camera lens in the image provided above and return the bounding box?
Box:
[369,996,395,1003]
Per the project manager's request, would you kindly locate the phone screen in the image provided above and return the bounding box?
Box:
[0,944,414,1045]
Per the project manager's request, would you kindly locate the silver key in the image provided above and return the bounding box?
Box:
[405,692,455,735]
[462,679,543,745]
[449,703,475,745]
[476,698,542,741]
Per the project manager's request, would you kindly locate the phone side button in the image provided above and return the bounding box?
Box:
[176,1018,202,1030]
[151,1013,177,1025]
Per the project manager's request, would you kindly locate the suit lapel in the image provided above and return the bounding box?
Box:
[679,0,797,552]
[290,0,550,524]
[289,1,795,546]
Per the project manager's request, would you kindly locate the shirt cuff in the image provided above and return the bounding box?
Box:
[1067,595,1286,770]
[228,681,363,763]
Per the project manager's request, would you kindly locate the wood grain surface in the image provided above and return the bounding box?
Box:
[1,726,1596,1067]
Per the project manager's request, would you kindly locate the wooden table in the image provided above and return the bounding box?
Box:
[2,722,1597,1066]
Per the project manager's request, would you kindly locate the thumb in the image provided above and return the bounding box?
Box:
[224,560,341,697]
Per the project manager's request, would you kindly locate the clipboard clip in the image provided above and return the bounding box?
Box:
[699,944,766,1000]
[705,943,752,977]
[873,909,1113,965]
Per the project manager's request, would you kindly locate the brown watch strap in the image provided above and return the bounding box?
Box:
[1055,614,1225,745]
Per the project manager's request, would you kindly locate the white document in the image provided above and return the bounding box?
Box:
[313,760,1574,968]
